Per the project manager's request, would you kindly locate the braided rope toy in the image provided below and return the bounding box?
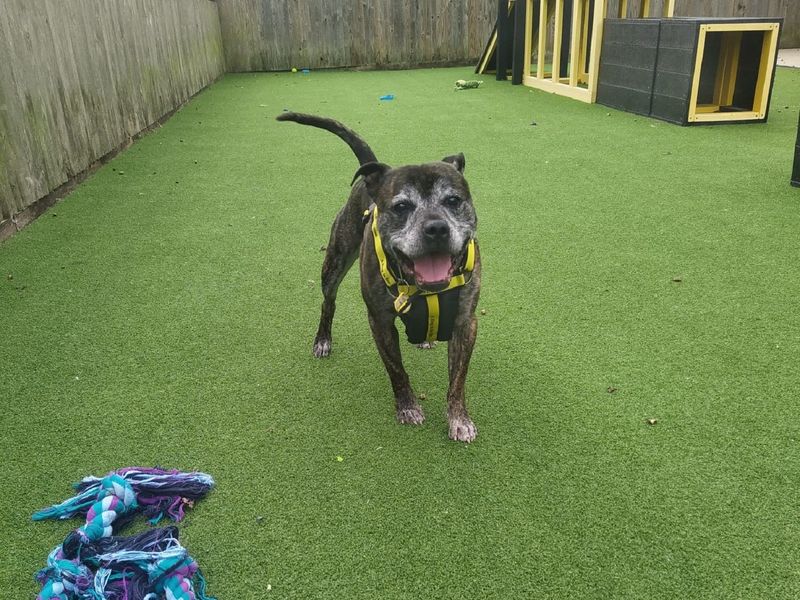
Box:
[35,527,213,600]
[32,468,215,600]
[34,548,93,600]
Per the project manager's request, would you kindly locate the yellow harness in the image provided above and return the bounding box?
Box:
[368,206,475,343]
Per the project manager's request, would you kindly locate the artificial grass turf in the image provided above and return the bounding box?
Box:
[2,64,800,598]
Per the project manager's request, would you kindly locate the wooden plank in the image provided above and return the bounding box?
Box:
[672,0,794,47]
[569,0,583,86]
[0,0,225,227]
[538,0,548,78]
[523,0,534,76]
[587,0,607,101]
[553,0,563,83]
[216,0,498,71]
[783,0,800,47]
[522,73,592,100]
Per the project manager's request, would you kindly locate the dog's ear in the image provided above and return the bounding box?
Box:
[351,162,391,194]
[441,153,465,173]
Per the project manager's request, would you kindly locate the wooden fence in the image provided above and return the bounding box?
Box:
[219,0,799,74]
[217,0,497,72]
[0,0,225,230]
[607,0,798,46]
[675,0,800,47]
[2,0,798,234]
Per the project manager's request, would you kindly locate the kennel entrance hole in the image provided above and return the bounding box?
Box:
[688,23,780,123]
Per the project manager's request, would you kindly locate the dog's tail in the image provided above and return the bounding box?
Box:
[276,112,378,166]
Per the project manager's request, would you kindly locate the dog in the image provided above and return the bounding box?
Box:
[276,113,481,442]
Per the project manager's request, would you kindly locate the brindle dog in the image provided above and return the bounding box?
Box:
[277,113,481,442]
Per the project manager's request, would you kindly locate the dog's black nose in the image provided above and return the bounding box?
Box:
[423,219,450,240]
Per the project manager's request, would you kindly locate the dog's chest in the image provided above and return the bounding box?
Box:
[397,287,462,344]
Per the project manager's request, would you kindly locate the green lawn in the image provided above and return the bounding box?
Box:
[3,66,800,599]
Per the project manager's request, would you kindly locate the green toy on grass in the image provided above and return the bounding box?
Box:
[455,79,483,91]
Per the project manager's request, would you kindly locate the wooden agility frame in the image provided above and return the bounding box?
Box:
[519,0,674,103]
[484,0,781,126]
[522,0,607,103]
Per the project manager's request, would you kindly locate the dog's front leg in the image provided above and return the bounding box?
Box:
[447,313,478,442]
[367,309,425,425]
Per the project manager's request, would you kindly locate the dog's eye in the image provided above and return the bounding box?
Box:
[392,201,414,215]
[444,196,462,208]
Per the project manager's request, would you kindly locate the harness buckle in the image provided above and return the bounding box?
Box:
[393,292,412,314]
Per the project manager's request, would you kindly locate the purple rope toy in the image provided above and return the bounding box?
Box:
[35,527,215,600]
[32,467,215,600]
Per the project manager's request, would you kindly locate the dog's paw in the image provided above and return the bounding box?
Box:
[312,338,331,358]
[397,405,425,425]
[448,416,477,443]
[416,341,437,350]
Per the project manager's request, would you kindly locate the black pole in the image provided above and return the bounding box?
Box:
[496,0,511,80]
[511,0,528,84]
[560,0,573,79]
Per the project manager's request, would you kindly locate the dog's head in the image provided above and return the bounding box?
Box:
[354,154,477,292]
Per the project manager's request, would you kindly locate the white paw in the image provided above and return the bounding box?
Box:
[312,338,331,358]
[397,406,425,425]
[448,416,477,442]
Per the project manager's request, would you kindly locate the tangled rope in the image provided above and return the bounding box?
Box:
[32,468,215,600]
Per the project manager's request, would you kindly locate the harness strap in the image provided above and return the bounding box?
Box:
[425,295,440,342]
[368,205,475,343]
[369,205,474,299]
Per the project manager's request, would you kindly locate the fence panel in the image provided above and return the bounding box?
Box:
[0,0,225,227]
[217,0,496,72]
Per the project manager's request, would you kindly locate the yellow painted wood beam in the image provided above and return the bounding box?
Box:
[538,0,548,78]
[714,31,741,107]
[569,0,584,86]
[524,0,534,76]
[553,0,563,84]
[523,74,593,101]
[588,0,607,101]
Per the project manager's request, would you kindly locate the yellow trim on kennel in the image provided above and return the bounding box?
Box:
[688,22,780,123]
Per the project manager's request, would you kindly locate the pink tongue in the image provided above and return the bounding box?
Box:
[413,254,452,284]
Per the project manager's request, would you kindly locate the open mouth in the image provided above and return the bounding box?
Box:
[397,251,456,288]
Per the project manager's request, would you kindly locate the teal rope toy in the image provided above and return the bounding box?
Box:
[32,468,216,600]
[35,527,213,600]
